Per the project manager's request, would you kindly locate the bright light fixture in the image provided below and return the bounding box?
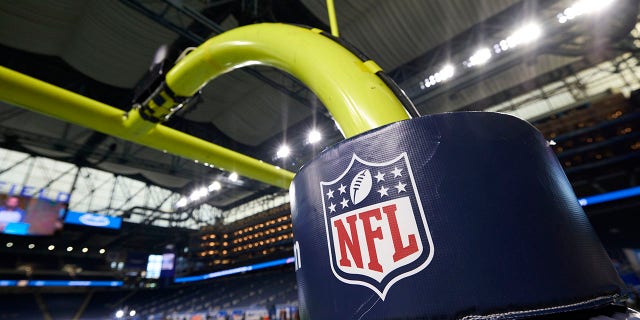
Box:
[276,145,291,158]
[28,244,35,249]
[67,246,73,252]
[48,245,55,251]
[558,0,615,23]
[208,181,222,192]
[175,197,188,208]
[422,64,455,89]
[189,187,208,201]
[467,48,492,67]
[307,129,322,144]
[129,310,136,317]
[492,22,542,54]
[6,242,12,248]
[229,172,238,182]
[82,247,88,253]
[115,310,124,319]
[506,23,542,49]
[99,248,106,254]
[439,65,455,79]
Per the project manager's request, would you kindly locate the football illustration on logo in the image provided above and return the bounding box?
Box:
[350,169,372,205]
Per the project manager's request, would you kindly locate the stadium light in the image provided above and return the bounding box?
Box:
[421,64,455,89]
[99,248,106,254]
[189,187,208,201]
[208,181,222,192]
[508,23,542,48]
[229,172,239,182]
[439,65,455,81]
[466,48,492,67]
[558,0,615,23]
[175,197,187,208]
[82,247,88,253]
[129,310,136,317]
[48,245,55,251]
[115,310,124,318]
[493,22,542,54]
[6,242,12,248]
[28,244,35,249]
[66,246,73,252]
[276,145,291,158]
[307,129,322,144]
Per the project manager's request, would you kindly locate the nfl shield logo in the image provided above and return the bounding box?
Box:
[320,152,434,299]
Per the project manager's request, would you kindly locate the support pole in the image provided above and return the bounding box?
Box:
[0,23,411,189]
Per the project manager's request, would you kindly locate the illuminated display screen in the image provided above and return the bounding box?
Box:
[578,186,640,206]
[0,194,65,236]
[0,280,122,287]
[174,257,295,283]
[146,254,163,279]
[64,211,122,230]
[161,253,175,271]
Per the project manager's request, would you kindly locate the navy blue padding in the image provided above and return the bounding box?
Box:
[290,112,624,319]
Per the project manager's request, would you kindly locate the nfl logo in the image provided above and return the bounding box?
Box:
[320,152,434,299]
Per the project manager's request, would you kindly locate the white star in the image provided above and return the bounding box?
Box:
[395,181,407,193]
[338,184,347,194]
[374,171,385,182]
[377,185,389,197]
[328,202,336,213]
[326,189,334,199]
[391,167,403,178]
[340,198,349,208]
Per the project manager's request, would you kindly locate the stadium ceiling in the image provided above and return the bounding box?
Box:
[0,0,638,214]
